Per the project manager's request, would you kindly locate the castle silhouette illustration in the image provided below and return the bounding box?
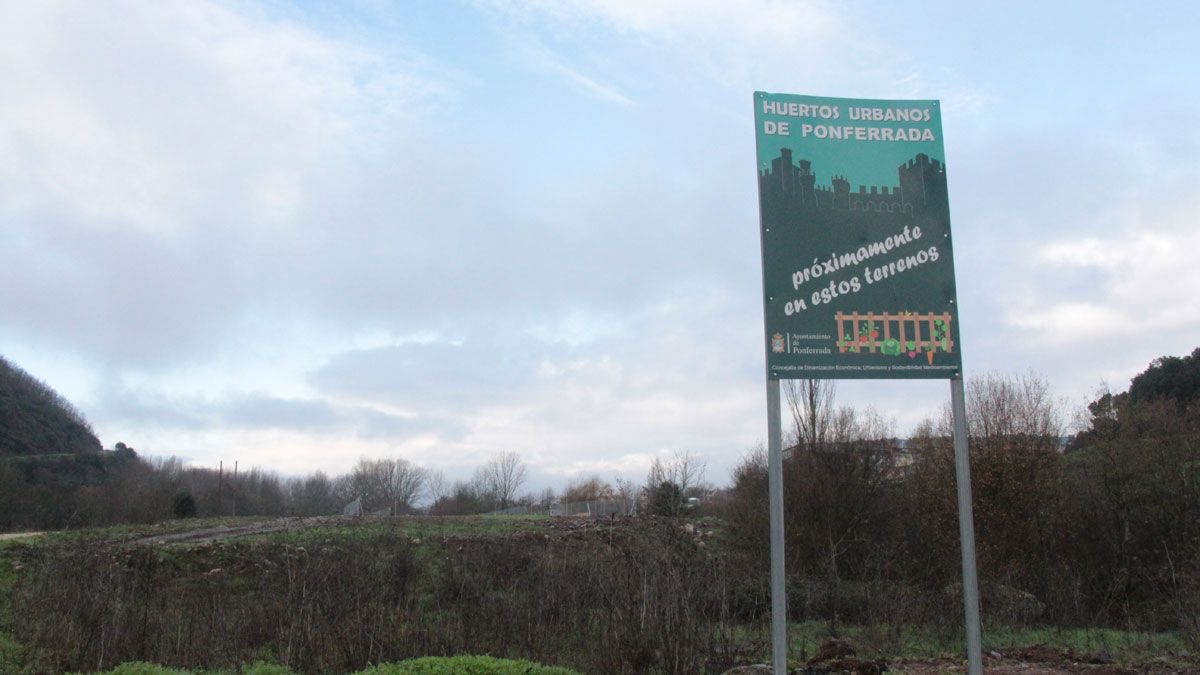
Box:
[759,148,948,216]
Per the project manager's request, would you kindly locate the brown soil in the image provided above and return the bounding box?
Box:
[795,639,1199,674]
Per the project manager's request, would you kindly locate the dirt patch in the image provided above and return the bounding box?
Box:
[803,640,1191,674]
[0,531,43,541]
[125,515,348,546]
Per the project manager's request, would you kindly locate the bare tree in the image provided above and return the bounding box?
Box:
[285,471,340,516]
[613,477,639,513]
[669,449,706,496]
[846,406,895,442]
[643,450,707,495]
[331,473,356,507]
[561,475,614,503]
[827,405,857,443]
[645,457,669,491]
[938,371,1063,443]
[477,451,527,509]
[425,469,450,507]
[642,450,707,516]
[350,457,428,514]
[783,379,836,449]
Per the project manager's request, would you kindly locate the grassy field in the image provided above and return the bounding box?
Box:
[786,620,1194,668]
[1,516,1196,674]
[63,655,581,674]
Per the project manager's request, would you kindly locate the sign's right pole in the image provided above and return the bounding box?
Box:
[950,374,983,675]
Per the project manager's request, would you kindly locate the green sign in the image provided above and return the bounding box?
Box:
[754,92,963,379]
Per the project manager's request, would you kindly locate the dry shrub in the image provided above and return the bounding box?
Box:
[433,520,741,674]
[11,521,747,674]
[12,535,416,673]
[723,373,1200,633]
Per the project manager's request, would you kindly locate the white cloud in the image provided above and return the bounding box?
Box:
[481,0,896,94]
[1037,231,1187,271]
[3,1,1197,488]
[0,0,455,366]
[1005,302,1128,345]
[544,59,635,106]
[1025,221,1200,340]
[0,2,426,233]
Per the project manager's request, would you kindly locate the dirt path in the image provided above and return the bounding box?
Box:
[127,515,350,546]
[0,531,43,541]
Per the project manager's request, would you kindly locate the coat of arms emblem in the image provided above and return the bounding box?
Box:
[770,333,786,354]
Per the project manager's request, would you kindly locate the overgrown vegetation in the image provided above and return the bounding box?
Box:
[786,619,1193,666]
[4,515,1196,674]
[70,655,578,674]
[356,656,580,674]
[4,518,747,674]
[724,356,1200,640]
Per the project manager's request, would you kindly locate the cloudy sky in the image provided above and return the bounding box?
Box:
[2,1,1198,491]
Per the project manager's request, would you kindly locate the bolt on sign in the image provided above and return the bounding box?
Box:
[755,92,962,379]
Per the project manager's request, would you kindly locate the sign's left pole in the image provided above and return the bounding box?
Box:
[766,376,787,674]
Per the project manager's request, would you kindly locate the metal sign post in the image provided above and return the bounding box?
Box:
[951,376,983,675]
[766,377,787,674]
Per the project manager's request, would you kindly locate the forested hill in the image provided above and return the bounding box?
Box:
[0,355,101,457]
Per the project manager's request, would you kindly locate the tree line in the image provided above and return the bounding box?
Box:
[0,438,712,529]
[1,347,719,528]
[0,447,524,529]
[721,348,1200,632]
[4,346,1200,636]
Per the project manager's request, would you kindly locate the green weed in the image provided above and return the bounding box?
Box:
[353,655,579,674]
[787,620,1194,665]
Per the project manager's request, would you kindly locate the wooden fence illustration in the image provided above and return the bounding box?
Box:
[835,311,954,354]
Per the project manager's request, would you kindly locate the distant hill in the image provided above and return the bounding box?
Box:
[1129,347,1200,406]
[0,355,101,457]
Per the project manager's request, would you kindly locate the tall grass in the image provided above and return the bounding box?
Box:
[8,519,745,674]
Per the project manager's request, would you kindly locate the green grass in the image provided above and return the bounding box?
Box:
[985,625,1192,663]
[787,620,1195,667]
[0,539,24,672]
[254,515,549,546]
[23,515,275,546]
[73,663,195,675]
[69,656,580,675]
[16,514,551,549]
[356,655,580,674]
[68,662,291,674]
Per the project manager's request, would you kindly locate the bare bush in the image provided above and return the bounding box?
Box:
[284,471,341,516]
[428,480,488,515]
[348,457,428,514]
[11,521,749,674]
[476,451,527,509]
[783,379,836,448]
[560,475,613,503]
[641,449,708,516]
